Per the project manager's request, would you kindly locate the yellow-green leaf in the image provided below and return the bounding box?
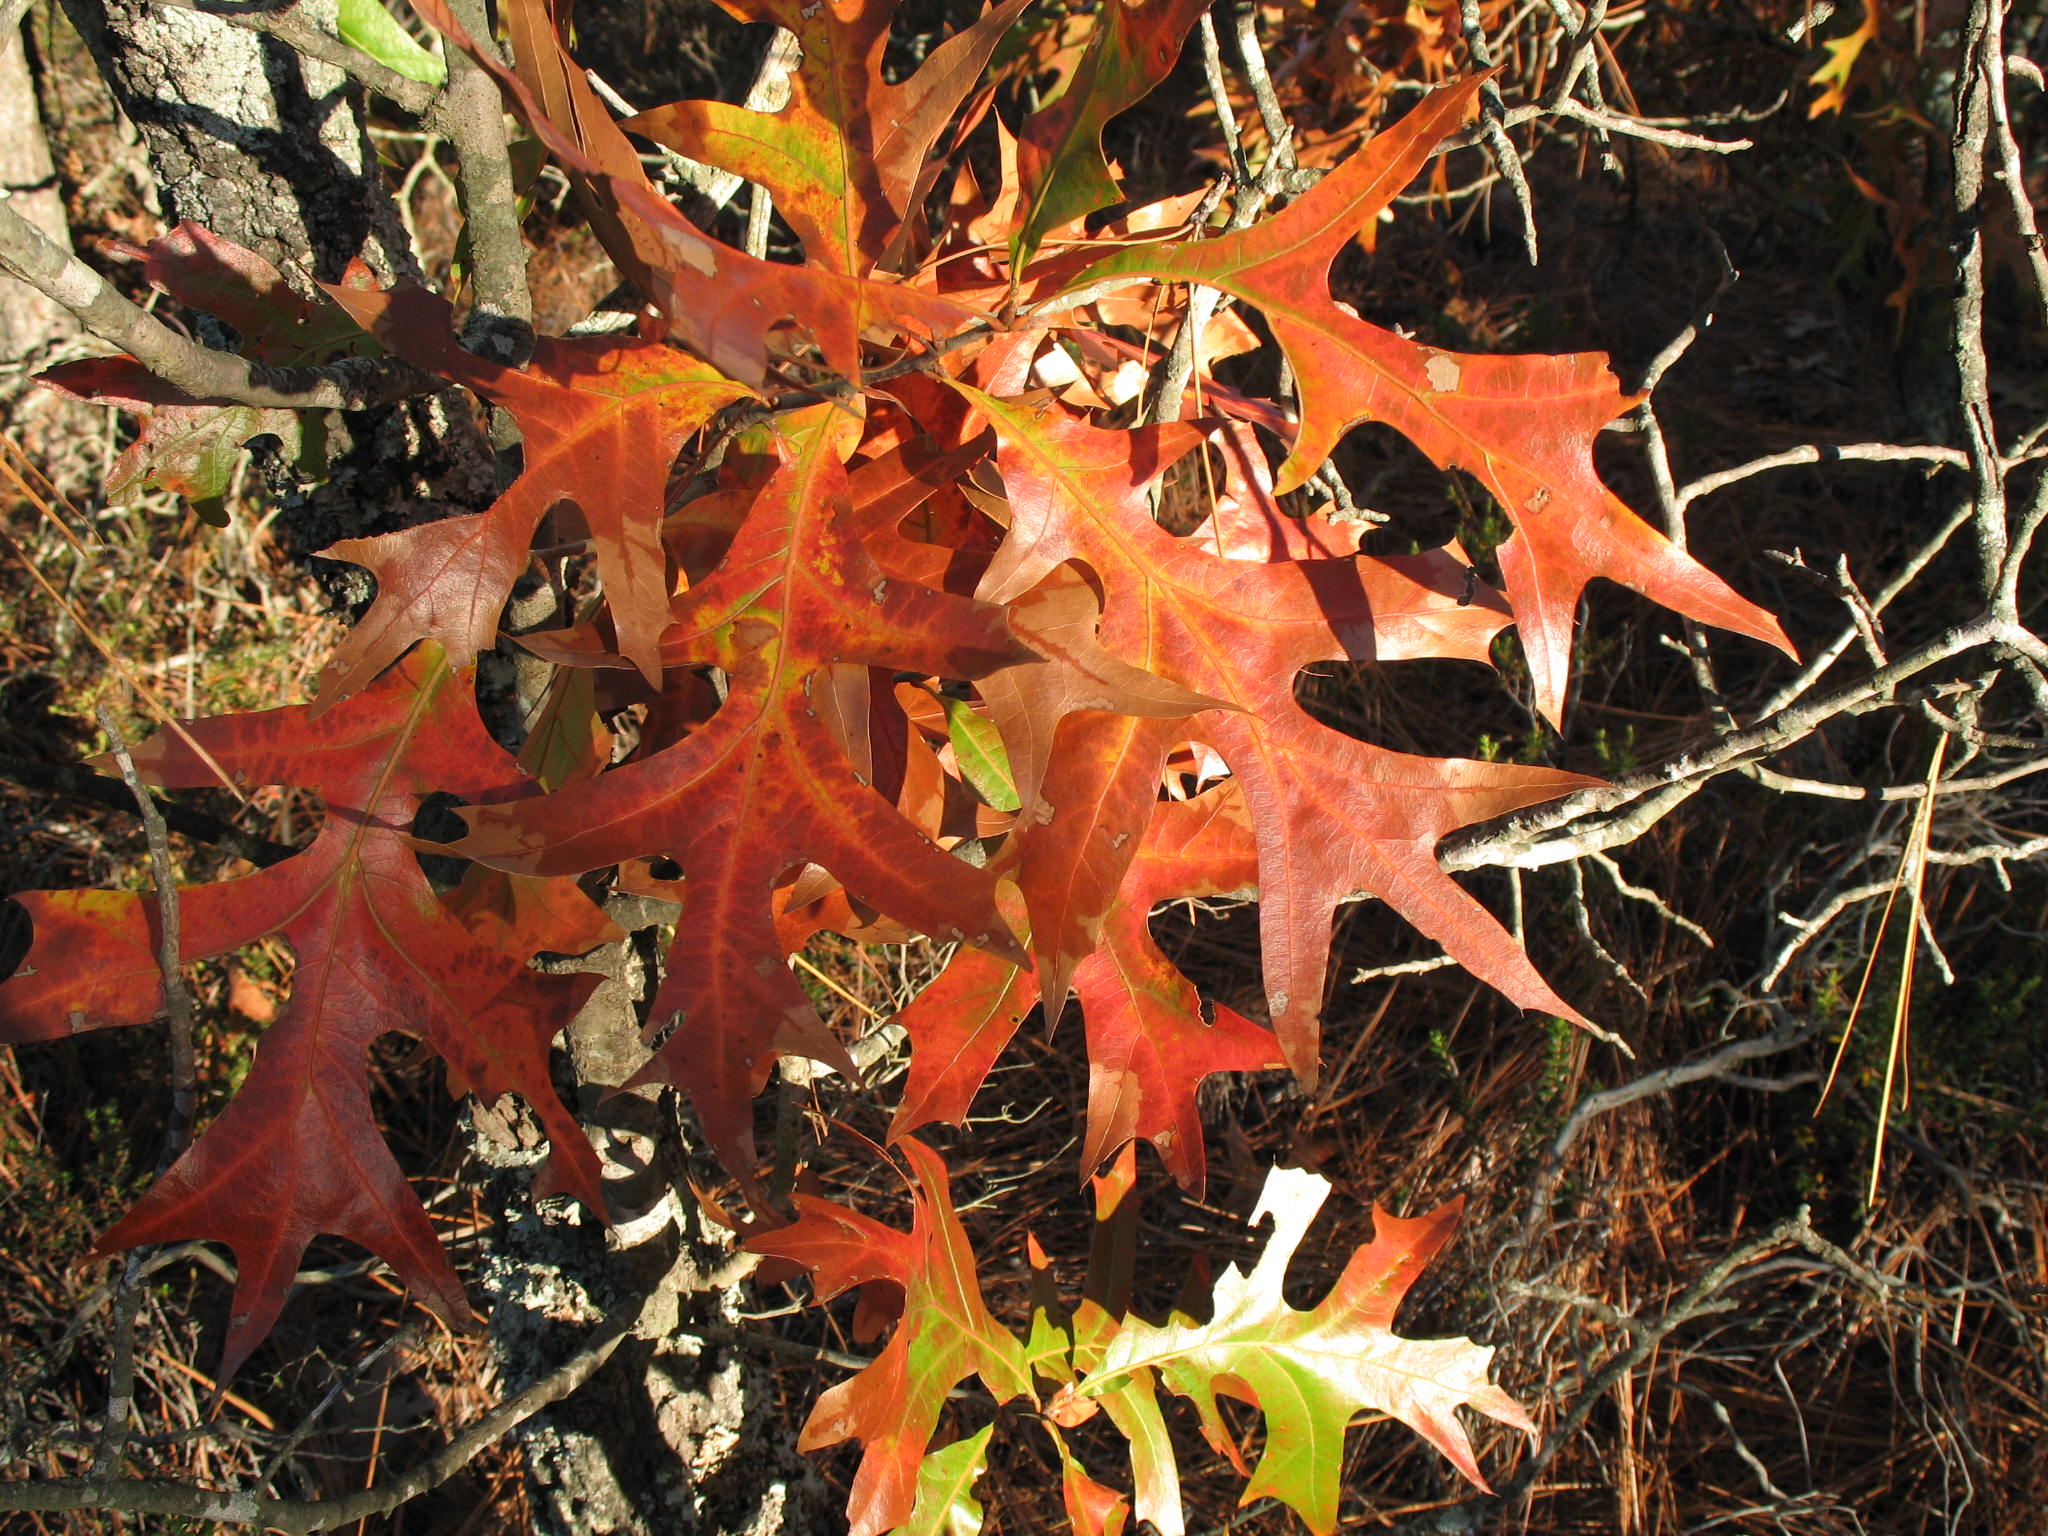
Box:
[898,1426,993,1536]
[943,696,1021,813]
[338,0,447,86]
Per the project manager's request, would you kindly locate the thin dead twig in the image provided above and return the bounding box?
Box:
[86,709,199,1476]
[0,199,435,410]
[1522,1014,1823,1234]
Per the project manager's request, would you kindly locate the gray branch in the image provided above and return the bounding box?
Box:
[437,0,532,365]
[148,0,438,117]
[0,195,436,409]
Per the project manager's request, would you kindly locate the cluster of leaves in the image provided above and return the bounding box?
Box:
[0,0,1792,1526]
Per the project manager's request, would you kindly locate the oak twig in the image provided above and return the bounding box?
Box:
[0,199,437,410]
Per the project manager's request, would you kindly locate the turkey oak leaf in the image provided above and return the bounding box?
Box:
[624,0,1029,276]
[963,388,1594,1079]
[757,1191,912,1303]
[892,785,1282,1192]
[442,866,624,960]
[414,0,980,384]
[745,1139,1032,1536]
[453,405,1032,1193]
[38,354,201,409]
[0,647,603,1379]
[1069,1169,1536,1535]
[1066,76,1794,723]
[314,280,752,692]
[1012,0,1213,268]
[1069,1297,1186,1535]
[37,226,358,515]
[902,1425,994,1536]
[1052,1426,1131,1536]
[108,403,301,521]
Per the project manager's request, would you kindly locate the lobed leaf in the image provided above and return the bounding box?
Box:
[747,1139,1033,1536]
[0,647,602,1376]
[1066,77,1794,723]
[1068,1168,1536,1534]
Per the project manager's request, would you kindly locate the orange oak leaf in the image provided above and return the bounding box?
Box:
[1056,1430,1132,1536]
[891,784,1283,1194]
[981,565,1224,817]
[745,1138,1034,1536]
[453,404,1032,1194]
[314,279,752,693]
[886,886,1041,1142]
[413,0,979,385]
[624,0,1029,276]
[1070,786,1284,1189]
[0,646,603,1378]
[962,389,1592,1079]
[1013,0,1214,267]
[1063,1170,1536,1534]
[1065,76,1793,723]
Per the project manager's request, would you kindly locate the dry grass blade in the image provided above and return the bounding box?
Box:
[1814,733,1950,1205]
[0,441,251,809]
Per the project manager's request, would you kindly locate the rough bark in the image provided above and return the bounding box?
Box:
[0,16,73,364]
[55,0,494,570]
[55,0,407,290]
[469,897,832,1536]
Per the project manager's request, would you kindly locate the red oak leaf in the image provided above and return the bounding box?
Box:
[314,279,752,693]
[963,388,1598,1082]
[0,647,602,1378]
[453,404,1032,1196]
[892,783,1283,1193]
[1066,76,1793,723]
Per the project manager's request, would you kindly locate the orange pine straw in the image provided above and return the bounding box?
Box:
[1815,733,1948,1207]
[143,1345,276,1429]
[792,949,882,1021]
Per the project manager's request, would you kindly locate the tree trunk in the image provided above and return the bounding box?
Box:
[56,0,405,289]
[0,17,72,365]
[55,0,495,561]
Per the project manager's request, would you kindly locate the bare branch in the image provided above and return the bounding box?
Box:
[1756,499,1974,720]
[1350,953,1458,983]
[1522,1015,1823,1232]
[1442,618,1996,875]
[1747,753,2048,803]
[86,710,200,1474]
[1951,0,2010,594]
[1490,1211,1837,1511]
[438,0,532,365]
[0,198,436,409]
[1569,858,1647,1001]
[1586,850,1715,946]
[147,0,437,116]
[1455,0,1538,261]
[1677,441,1971,512]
